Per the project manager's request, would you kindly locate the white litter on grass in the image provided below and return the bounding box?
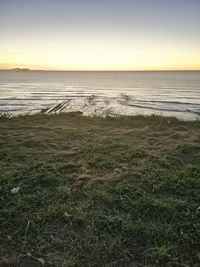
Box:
[36,258,45,265]
[11,187,20,195]
[196,207,200,212]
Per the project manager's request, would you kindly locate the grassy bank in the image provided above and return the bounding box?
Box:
[0,113,200,267]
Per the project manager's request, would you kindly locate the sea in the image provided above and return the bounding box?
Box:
[0,70,200,120]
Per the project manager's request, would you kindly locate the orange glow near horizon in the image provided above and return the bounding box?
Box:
[1,36,200,71]
[1,1,200,71]
[1,41,200,71]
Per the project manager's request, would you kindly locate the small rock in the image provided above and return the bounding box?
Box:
[11,187,20,195]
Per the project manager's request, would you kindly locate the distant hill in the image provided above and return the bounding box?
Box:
[11,68,31,72]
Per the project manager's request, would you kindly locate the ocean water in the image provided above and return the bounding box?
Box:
[0,70,200,120]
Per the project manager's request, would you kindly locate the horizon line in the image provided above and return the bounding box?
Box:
[1,68,200,72]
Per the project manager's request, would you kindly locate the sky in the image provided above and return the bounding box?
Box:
[0,0,200,70]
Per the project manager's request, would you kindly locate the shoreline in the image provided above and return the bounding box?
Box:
[1,109,200,122]
[1,95,200,121]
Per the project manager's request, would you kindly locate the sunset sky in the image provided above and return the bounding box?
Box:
[0,0,200,70]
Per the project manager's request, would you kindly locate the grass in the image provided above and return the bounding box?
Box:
[0,112,200,266]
